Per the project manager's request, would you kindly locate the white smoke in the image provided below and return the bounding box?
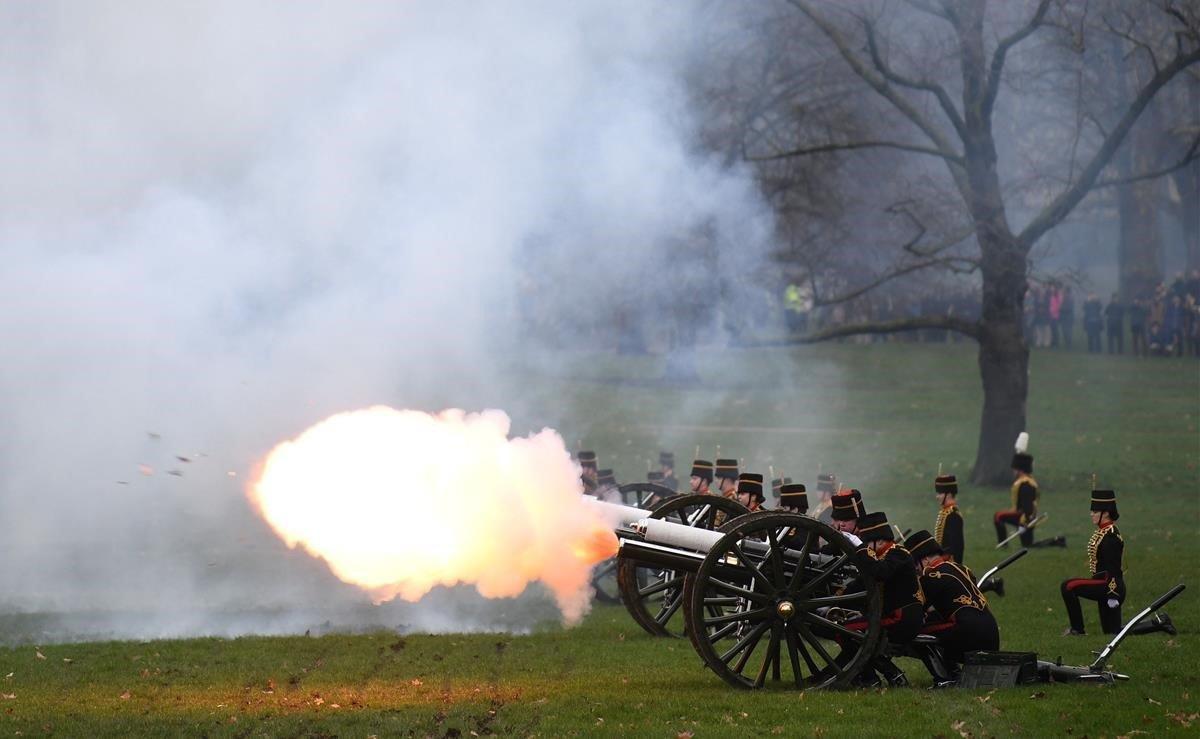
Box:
[0,0,772,641]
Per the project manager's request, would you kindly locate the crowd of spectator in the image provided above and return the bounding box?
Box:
[1073,271,1200,358]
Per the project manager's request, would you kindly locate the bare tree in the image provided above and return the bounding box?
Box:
[728,0,1199,483]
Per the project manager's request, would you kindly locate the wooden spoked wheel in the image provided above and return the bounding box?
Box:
[683,512,882,689]
[616,494,750,636]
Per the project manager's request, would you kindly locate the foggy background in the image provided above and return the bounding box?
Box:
[0,0,776,641]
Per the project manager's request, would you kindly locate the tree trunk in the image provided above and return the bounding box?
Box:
[970,233,1029,485]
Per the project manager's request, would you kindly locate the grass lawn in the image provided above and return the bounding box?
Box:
[2,343,1197,737]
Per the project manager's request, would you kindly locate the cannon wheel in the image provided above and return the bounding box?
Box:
[683,512,882,690]
[615,494,750,636]
[617,482,677,509]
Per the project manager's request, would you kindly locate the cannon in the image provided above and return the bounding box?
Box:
[586,484,679,604]
[608,505,885,690]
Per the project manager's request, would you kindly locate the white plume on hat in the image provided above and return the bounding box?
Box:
[1014,432,1030,454]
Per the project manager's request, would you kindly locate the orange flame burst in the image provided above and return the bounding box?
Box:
[247,407,617,624]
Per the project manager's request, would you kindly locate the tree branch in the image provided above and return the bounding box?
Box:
[1091,130,1200,189]
[749,139,964,164]
[1017,44,1200,249]
[983,0,1053,118]
[862,14,967,141]
[788,315,983,344]
[812,256,979,307]
[786,0,967,174]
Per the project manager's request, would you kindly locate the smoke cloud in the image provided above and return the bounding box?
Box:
[0,0,773,641]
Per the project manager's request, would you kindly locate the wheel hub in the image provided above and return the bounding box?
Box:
[776,600,796,621]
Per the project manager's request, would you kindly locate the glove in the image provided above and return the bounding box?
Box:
[843,533,863,547]
[1106,599,1120,609]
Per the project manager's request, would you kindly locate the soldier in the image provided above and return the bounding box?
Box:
[647,470,664,485]
[578,450,599,496]
[829,488,865,533]
[659,452,679,492]
[905,530,1000,672]
[933,474,964,565]
[735,473,766,512]
[777,482,807,514]
[995,437,1066,549]
[812,473,838,523]
[1060,489,1175,637]
[595,469,618,501]
[842,511,924,687]
[689,459,714,494]
[714,458,739,500]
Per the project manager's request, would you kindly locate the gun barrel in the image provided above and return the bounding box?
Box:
[583,497,652,528]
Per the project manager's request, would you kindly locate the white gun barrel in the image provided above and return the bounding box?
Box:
[583,497,653,528]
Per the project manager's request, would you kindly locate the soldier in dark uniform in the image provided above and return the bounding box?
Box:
[841,511,924,687]
[659,452,679,492]
[777,482,808,514]
[689,459,714,494]
[1060,489,1175,637]
[812,473,837,523]
[933,474,964,565]
[578,450,599,496]
[735,473,766,512]
[714,458,739,500]
[905,530,999,672]
[829,488,865,534]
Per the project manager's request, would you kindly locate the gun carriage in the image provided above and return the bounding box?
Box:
[587,482,681,604]
[594,500,886,689]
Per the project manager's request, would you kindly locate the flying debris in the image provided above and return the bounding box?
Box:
[175,455,192,463]
[166,470,184,477]
[146,432,161,440]
[138,464,154,476]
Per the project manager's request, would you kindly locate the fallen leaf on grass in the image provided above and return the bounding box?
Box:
[1117,731,1149,738]
[1166,712,1199,728]
[951,719,972,738]
[1029,691,1046,699]
[4,673,11,679]
[2,694,14,700]
[676,732,694,739]
[410,679,423,687]
[976,694,991,703]
[62,659,72,665]
[34,651,45,660]
[119,691,130,700]
[1147,698,1161,705]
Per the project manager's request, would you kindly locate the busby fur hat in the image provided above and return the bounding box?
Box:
[1011,432,1033,474]
[691,459,714,482]
[736,476,764,502]
[779,483,808,513]
[857,511,894,542]
[715,458,740,481]
[577,451,598,470]
[904,529,942,560]
[830,489,865,521]
[1090,489,1119,520]
[934,474,958,496]
[659,451,675,467]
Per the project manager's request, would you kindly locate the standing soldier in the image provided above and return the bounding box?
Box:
[905,530,1000,672]
[1060,489,1175,637]
[596,469,618,501]
[578,450,599,496]
[689,459,714,494]
[735,473,766,512]
[933,473,965,565]
[659,452,679,492]
[714,458,740,500]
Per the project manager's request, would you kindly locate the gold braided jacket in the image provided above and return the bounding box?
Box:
[934,504,957,543]
[1087,525,1123,576]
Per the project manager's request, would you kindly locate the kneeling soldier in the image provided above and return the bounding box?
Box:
[906,530,1000,671]
[843,511,924,687]
[1060,488,1175,637]
[714,458,740,499]
[689,459,714,494]
[777,482,808,514]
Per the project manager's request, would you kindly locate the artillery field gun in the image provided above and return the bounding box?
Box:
[586,498,1187,691]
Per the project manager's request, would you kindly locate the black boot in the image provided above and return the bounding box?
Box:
[980,577,1005,597]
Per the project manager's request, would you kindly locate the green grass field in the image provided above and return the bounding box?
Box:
[2,343,1197,737]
